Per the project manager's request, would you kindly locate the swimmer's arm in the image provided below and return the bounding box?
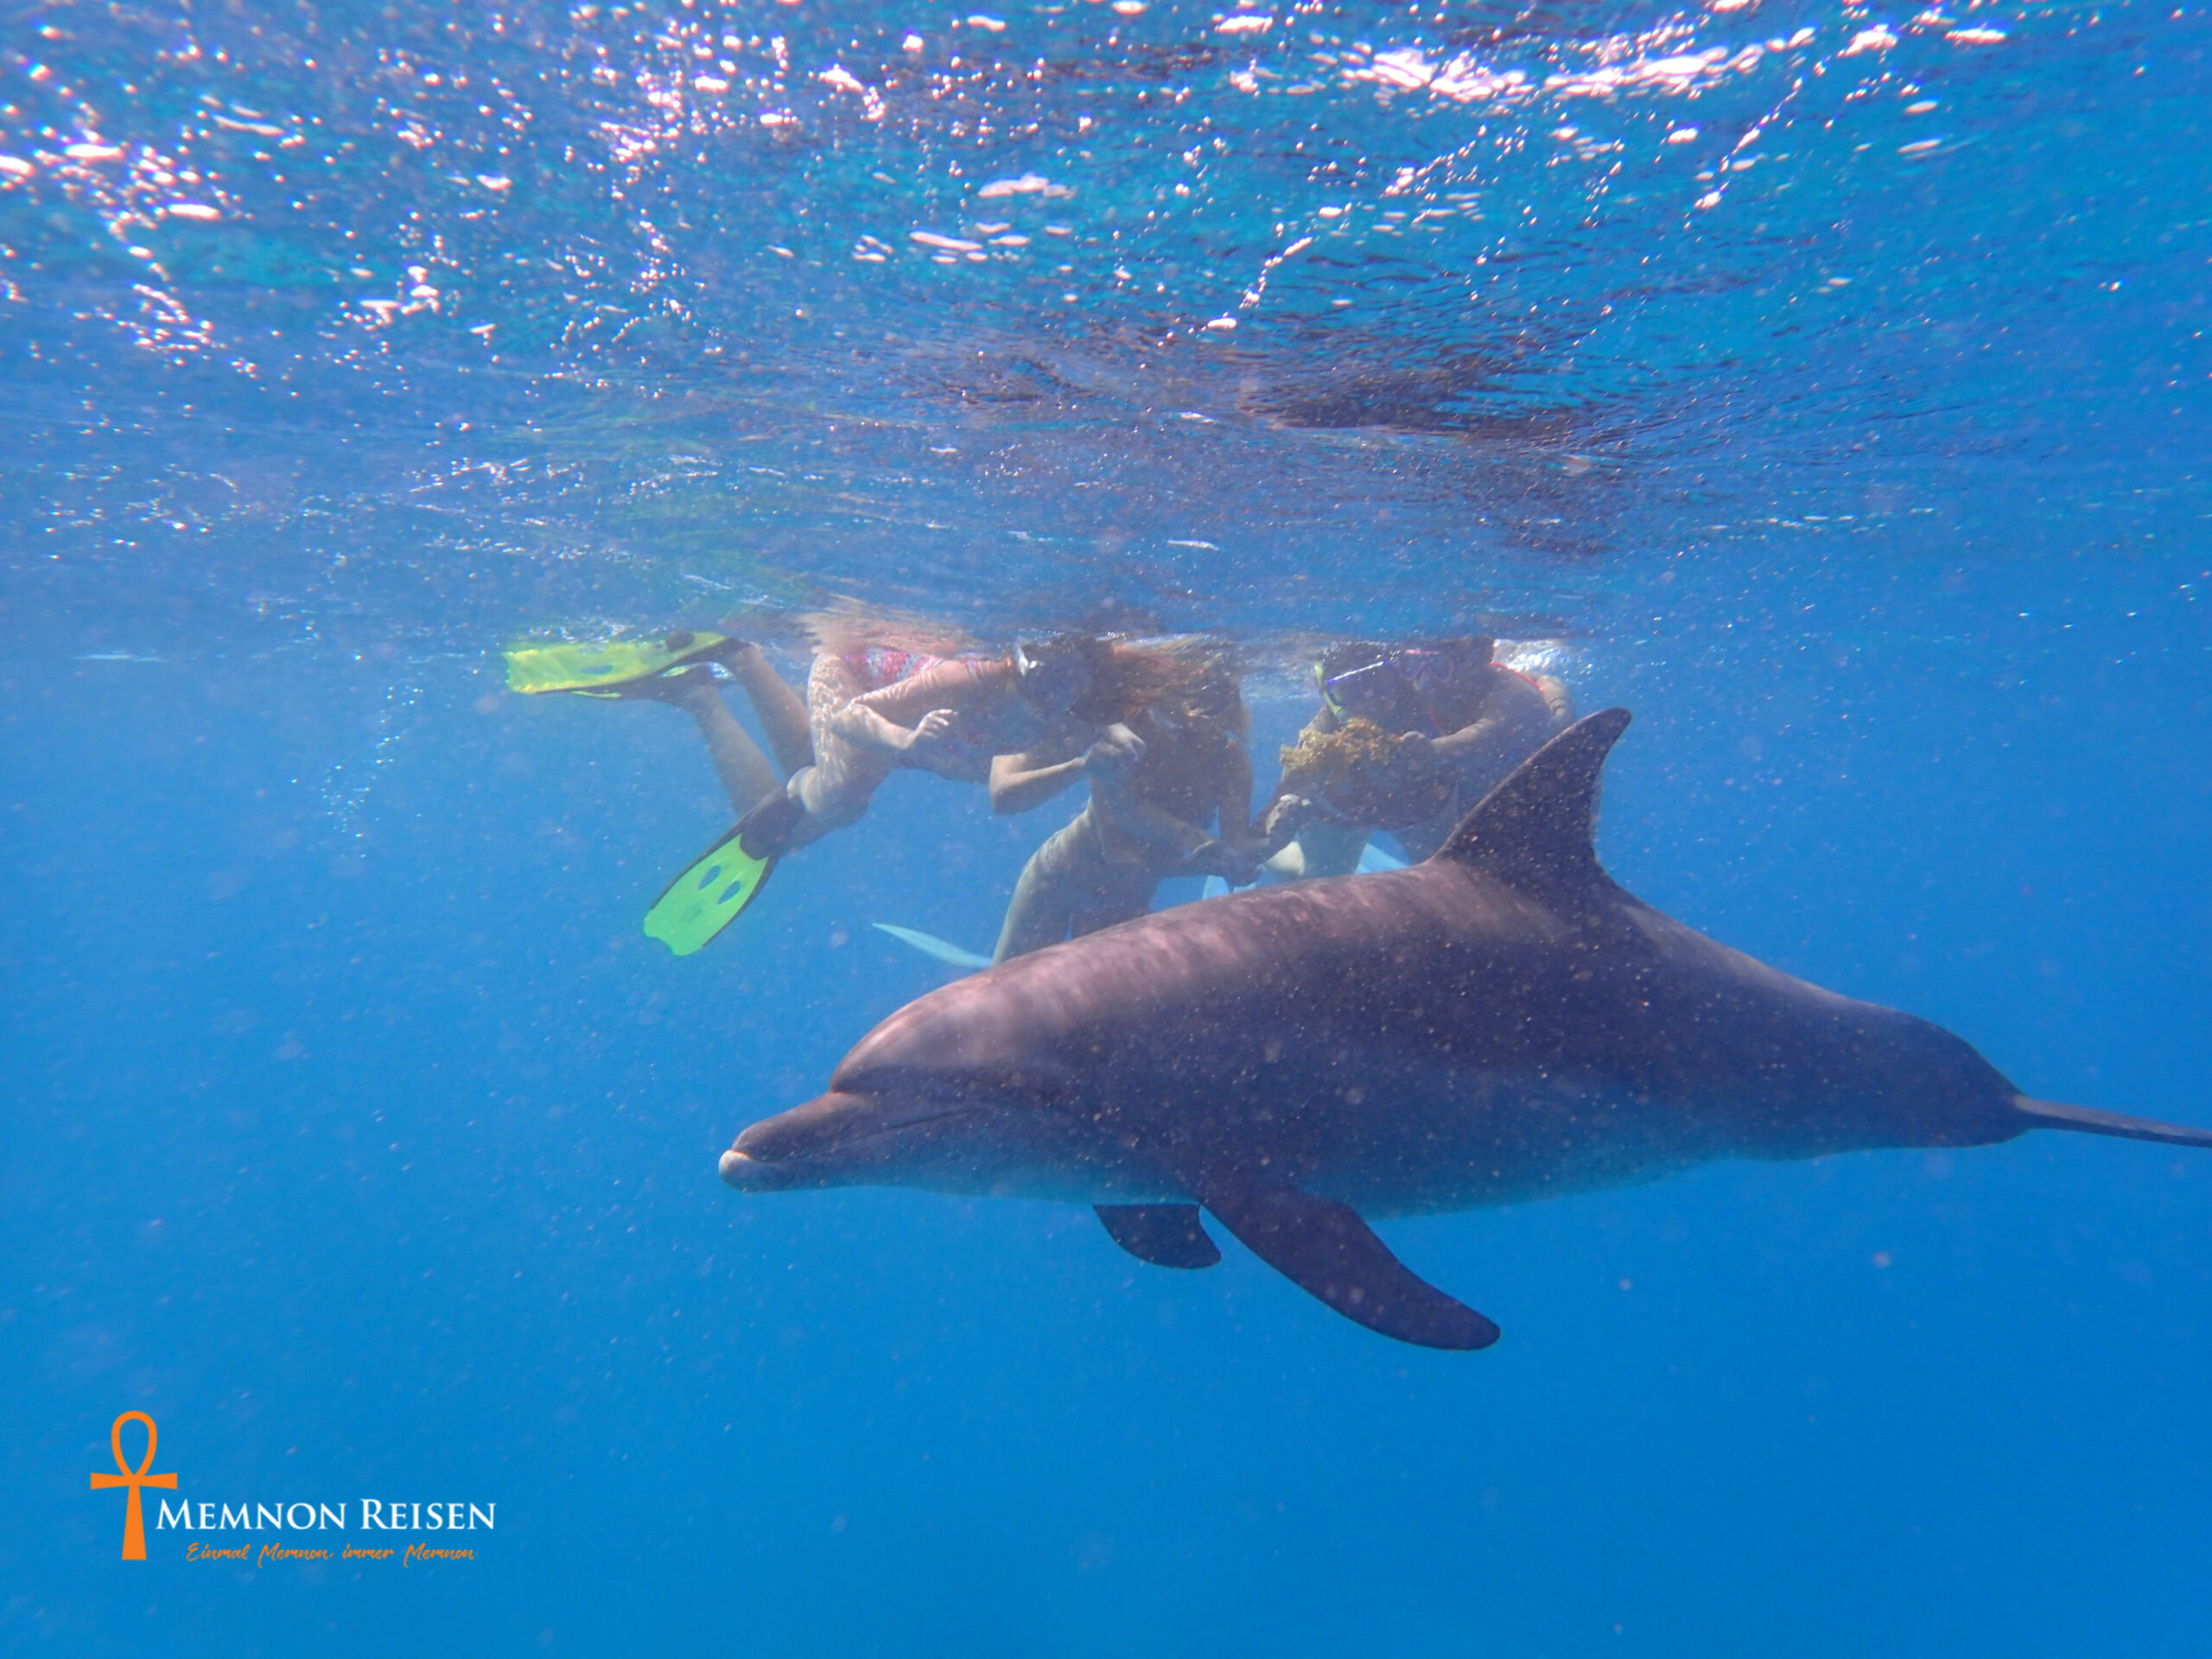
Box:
[997,719,1145,814]
[1422,709,1515,763]
[1096,789,1216,857]
[1103,788,1259,887]
[1211,741,1268,862]
[1424,673,1554,762]
[989,736,1091,814]
[829,658,1016,752]
[1090,755,1243,869]
[829,698,934,755]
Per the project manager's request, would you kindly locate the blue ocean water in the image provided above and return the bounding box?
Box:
[3,0,2209,1650]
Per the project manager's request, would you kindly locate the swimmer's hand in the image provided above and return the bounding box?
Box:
[1182,836,1260,887]
[1262,794,1315,843]
[897,709,959,752]
[1083,724,1147,777]
[1395,730,1437,766]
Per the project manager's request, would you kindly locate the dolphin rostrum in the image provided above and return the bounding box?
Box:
[720,709,2212,1350]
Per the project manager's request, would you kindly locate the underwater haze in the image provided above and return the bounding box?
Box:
[4,0,2210,1651]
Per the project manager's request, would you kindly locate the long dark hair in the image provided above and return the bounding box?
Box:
[1076,638,1247,739]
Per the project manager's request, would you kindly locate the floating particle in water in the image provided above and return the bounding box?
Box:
[976,173,1071,200]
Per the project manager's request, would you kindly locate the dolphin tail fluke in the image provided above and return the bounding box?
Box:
[1095,1204,1222,1269]
[1198,1182,1500,1351]
[2013,1095,2212,1149]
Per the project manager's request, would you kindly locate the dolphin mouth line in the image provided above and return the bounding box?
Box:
[728,1096,988,1171]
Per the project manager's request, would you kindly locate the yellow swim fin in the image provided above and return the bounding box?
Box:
[644,825,776,957]
[503,631,728,696]
[643,794,806,956]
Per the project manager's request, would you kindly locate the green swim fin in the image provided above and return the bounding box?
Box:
[644,793,806,957]
[644,823,777,956]
[504,631,728,696]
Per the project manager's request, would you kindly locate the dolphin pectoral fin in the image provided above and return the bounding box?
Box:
[871,922,992,970]
[1198,1184,1501,1351]
[1095,1204,1222,1269]
[2013,1095,2212,1149]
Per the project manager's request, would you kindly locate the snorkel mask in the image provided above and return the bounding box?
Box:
[1315,639,1491,722]
[1014,632,1099,716]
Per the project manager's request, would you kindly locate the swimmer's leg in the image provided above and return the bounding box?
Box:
[993,850,1077,963]
[620,666,784,817]
[1066,873,1158,940]
[749,736,888,858]
[713,639,815,775]
[741,652,888,855]
[733,745,882,861]
[992,820,1091,963]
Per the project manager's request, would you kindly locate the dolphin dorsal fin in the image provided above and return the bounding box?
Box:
[1429,707,1631,896]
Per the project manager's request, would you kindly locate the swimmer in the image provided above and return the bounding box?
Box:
[595,638,815,820]
[990,648,1273,963]
[1262,636,1573,877]
[731,632,1109,859]
[507,626,1109,954]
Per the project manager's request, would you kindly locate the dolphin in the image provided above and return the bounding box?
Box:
[874,847,1414,972]
[720,709,2212,1350]
[871,922,994,970]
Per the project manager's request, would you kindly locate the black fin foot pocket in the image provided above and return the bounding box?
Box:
[1199,1183,1499,1351]
[736,789,807,860]
[1096,1204,1222,1269]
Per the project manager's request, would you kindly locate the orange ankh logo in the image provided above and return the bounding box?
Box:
[90,1412,175,1560]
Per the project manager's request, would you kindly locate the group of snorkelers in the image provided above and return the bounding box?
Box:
[505,626,1574,960]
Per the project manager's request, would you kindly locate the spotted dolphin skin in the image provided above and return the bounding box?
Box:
[720,709,2212,1350]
